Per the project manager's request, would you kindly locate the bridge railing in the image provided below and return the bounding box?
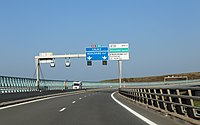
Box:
[0,76,65,94]
[119,87,200,125]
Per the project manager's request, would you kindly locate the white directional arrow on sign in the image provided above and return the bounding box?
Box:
[87,56,92,60]
[102,56,107,60]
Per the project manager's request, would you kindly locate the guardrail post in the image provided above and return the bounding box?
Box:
[167,89,174,112]
[148,89,153,106]
[154,89,160,108]
[160,89,167,111]
[131,89,134,100]
[140,89,144,103]
[176,89,185,115]
[135,89,138,102]
[143,89,148,105]
[187,89,196,118]
[138,89,141,102]
[130,88,133,100]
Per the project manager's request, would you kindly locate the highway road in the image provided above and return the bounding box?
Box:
[0,90,183,125]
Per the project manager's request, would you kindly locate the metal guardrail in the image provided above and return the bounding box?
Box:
[119,87,200,124]
[0,76,65,94]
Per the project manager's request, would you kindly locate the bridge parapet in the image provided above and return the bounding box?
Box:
[0,76,65,94]
[119,87,200,125]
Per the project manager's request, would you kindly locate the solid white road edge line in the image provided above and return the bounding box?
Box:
[0,93,77,110]
[0,95,63,110]
[0,91,87,110]
[111,92,157,125]
[59,108,66,112]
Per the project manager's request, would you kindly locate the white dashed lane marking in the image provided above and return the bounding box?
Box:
[59,108,66,112]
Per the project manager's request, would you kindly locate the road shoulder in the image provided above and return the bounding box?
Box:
[113,92,186,125]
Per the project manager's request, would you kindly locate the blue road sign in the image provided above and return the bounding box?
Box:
[86,47,108,61]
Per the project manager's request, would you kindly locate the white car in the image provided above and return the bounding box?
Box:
[72,81,82,90]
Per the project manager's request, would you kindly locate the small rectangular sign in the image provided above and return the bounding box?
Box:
[39,59,53,63]
[109,43,129,49]
[86,47,108,52]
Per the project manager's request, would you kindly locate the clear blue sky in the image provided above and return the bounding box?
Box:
[0,0,200,81]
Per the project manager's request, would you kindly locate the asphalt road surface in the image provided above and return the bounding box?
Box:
[0,90,182,125]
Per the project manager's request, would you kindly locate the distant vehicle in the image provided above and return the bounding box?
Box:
[72,81,82,90]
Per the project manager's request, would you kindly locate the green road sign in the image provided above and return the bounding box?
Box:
[109,43,129,60]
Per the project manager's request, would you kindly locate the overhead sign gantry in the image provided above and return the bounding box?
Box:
[34,53,86,89]
[34,43,129,89]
